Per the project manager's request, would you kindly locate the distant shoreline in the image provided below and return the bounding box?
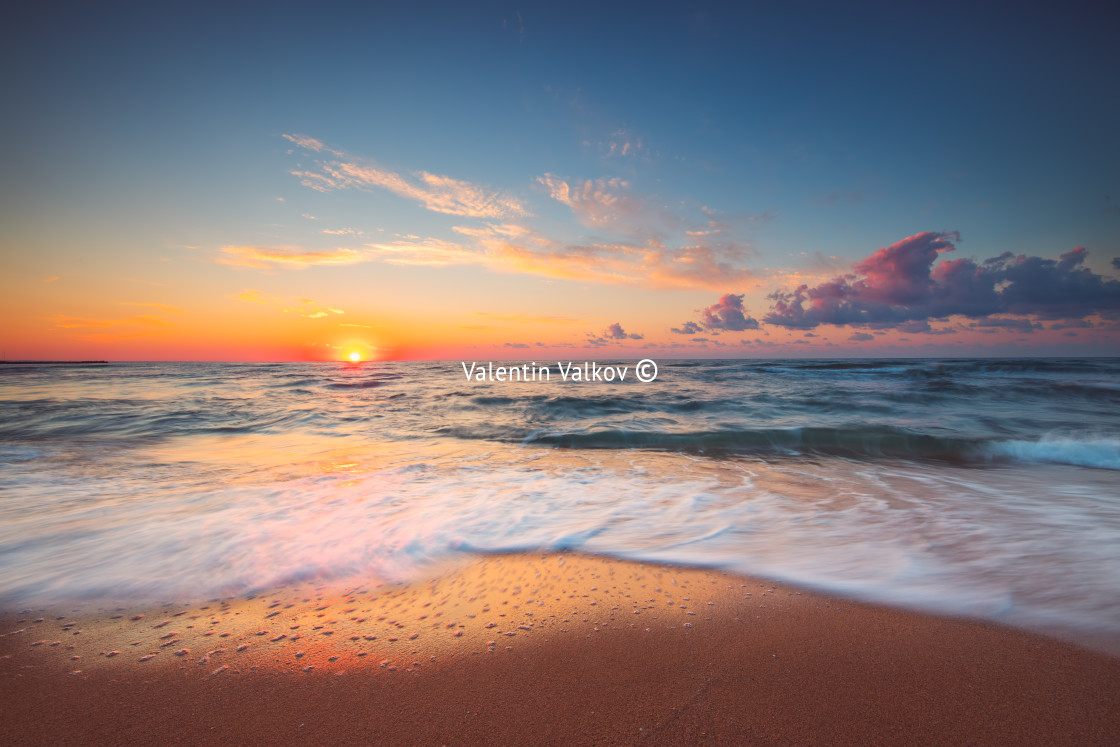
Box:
[0,361,108,365]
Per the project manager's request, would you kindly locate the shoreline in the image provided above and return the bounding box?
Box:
[4,552,1120,744]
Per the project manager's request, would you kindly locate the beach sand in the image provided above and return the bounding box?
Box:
[3,552,1119,745]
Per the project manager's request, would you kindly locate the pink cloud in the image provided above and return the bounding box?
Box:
[764,232,1120,330]
[672,293,760,334]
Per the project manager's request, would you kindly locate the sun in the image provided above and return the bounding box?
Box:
[348,352,361,362]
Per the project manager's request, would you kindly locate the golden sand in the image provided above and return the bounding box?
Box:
[3,553,1120,744]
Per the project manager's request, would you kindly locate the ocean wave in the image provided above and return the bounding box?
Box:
[512,426,1120,470]
[519,425,980,461]
[986,435,1120,470]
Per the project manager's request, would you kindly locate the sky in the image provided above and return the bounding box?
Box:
[2,0,1119,361]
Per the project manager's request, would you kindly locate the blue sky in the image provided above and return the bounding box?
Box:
[3,1,1118,359]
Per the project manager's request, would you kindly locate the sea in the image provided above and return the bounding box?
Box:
[2,358,1119,650]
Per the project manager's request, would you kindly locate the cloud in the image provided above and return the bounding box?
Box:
[282,134,338,154]
[221,245,371,268]
[456,223,754,290]
[672,293,760,334]
[1050,319,1094,329]
[223,211,754,290]
[670,321,703,335]
[969,317,1041,333]
[763,232,1120,329]
[285,134,527,219]
[280,299,345,319]
[697,293,760,331]
[587,129,647,160]
[848,332,874,341]
[604,322,643,340]
[236,291,344,319]
[43,276,59,283]
[895,319,958,335]
[586,322,644,346]
[235,289,276,304]
[321,228,363,236]
[1113,257,1120,270]
[537,174,649,230]
[504,342,530,349]
[364,239,478,266]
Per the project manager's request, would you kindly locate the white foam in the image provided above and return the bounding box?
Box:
[3,441,1120,654]
[987,434,1120,470]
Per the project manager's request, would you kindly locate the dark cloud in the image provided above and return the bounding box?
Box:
[969,317,1041,332]
[1112,257,1120,270]
[1049,319,1094,330]
[896,320,933,333]
[603,322,644,340]
[670,321,703,335]
[848,332,874,341]
[673,293,760,335]
[763,233,1120,329]
[586,322,643,346]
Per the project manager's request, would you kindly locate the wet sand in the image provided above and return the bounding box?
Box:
[3,552,1119,745]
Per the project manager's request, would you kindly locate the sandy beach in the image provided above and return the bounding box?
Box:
[3,552,1119,745]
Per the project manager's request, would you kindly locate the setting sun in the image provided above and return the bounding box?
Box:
[349,352,361,362]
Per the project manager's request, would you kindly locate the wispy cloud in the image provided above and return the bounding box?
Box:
[537,174,648,230]
[235,289,277,304]
[459,222,754,290]
[282,134,340,155]
[969,317,1042,333]
[221,245,371,268]
[285,134,527,219]
[364,239,478,266]
[585,128,647,159]
[290,302,344,319]
[234,290,344,319]
[221,231,751,290]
